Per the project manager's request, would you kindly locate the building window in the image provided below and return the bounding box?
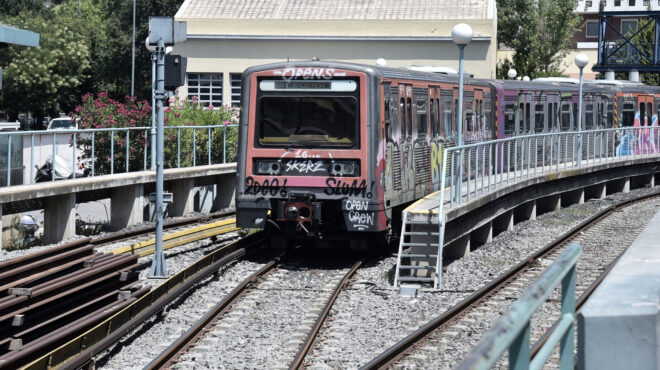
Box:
[629,0,636,6]
[230,73,241,107]
[614,0,621,5]
[187,73,222,107]
[621,20,638,36]
[586,0,592,7]
[586,20,599,38]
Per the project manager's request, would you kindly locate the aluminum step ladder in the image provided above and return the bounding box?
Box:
[394,211,443,289]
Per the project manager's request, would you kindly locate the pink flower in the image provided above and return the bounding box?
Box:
[99,137,105,143]
[207,104,215,110]
[191,95,199,103]
[98,92,108,97]
[75,106,83,113]
[223,119,231,126]
[164,106,171,113]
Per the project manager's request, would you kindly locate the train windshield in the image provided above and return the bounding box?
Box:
[257,96,358,147]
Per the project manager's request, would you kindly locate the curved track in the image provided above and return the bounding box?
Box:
[364,192,660,369]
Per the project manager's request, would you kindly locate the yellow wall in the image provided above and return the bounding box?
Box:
[173,17,497,105]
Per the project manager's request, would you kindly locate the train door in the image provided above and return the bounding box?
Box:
[429,86,444,188]
[412,87,431,195]
[389,85,402,194]
[638,94,653,126]
[383,83,401,197]
[398,83,414,195]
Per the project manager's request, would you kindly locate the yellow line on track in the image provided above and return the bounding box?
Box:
[110,218,239,257]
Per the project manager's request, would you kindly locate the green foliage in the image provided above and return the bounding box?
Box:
[497,0,581,78]
[164,97,240,167]
[0,14,92,117]
[0,0,50,18]
[72,93,239,174]
[74,92,152,175]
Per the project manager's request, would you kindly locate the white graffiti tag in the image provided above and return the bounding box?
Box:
[273,68,347,80]
[285,159,324,174]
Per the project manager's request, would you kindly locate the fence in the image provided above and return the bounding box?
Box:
[0,124,238,187]
[439,127,660,210]
[457,243,582,370]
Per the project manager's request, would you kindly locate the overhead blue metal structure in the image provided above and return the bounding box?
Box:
[594,11,660,72]
[0,24,40,48]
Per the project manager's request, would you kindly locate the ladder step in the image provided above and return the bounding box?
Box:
[403,231,440,236]
[406,220,435,225]
[397,276,435,282]
[399,265,436,270]
[400,253,437,258]
[402,242,435,247]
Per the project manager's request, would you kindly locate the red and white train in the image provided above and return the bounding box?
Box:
[235,60,660,244]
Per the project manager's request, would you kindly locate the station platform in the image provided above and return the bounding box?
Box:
[578,208,660,370]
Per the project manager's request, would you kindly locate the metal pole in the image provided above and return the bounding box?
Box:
[577,66,584,166]
[455,44,465,199]
[149,38,167,278]
[130,0,136,97]
[78,0,81,17]
[151,54,156,170]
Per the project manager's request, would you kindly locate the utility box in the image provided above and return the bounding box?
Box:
[165,54,187,90]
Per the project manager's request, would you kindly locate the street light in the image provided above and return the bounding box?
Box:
[508,68,517,79]
[575,53,588,166]
[451,23,472,201]
[522,76,530,81]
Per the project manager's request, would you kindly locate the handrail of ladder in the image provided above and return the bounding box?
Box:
[436,147,450,289]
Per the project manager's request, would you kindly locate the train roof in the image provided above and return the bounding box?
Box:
[243,60,660,94]
[242,60,492,87]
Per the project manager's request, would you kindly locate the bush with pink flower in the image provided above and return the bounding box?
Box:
[163,97,239,167]
[72,93,240,174]
[74,93,152,174]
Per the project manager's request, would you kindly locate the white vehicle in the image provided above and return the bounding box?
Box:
[47,116,77,130]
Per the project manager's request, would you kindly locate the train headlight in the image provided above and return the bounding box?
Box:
[256,160,281,175]
[329,161,359,177]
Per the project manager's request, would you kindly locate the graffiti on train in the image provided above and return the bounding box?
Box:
[616,112,660,156]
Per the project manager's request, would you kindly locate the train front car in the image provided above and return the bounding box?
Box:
[236,62,385,244]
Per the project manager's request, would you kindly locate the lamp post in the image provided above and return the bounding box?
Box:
[131,0,136,97]
[575,53,588,166]
[451,23,473,200]
[508,68,517,80]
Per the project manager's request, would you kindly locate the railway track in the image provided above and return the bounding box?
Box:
[363,191,660,369]
[0,211,242,370]
[146,253,363,369]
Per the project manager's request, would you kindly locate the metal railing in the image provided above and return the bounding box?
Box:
[439,127,660,210]
[0,124,238,187]
[457,243,582,370]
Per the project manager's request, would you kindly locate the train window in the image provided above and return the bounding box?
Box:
[622,102,635,126]
[607,104,614,128]
[525,103,531,133]
[415,97,428,137]
[384,98,392,142]
[648,103,652,125]
[399,98,406,138]
[561,102,571,131]
[257,96,357,147]
[406,98,413,139]
[429,99,436,137]
[552,103,559,131]
[598,103,604,129]
[585,104,593,129]
[518,103,524,134]
[534,103,544,133]
[573,103,578,130]
[435,98,441,137]
[504,104,515,135]
[483,99,491,138]
[444,98,453,139]
[640,102,646,126]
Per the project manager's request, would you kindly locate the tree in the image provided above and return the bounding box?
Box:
[0,15,91,118]
[0,0,50,18]
[497,0,581,78]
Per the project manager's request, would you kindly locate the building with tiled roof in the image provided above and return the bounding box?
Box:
[174,0,497,106]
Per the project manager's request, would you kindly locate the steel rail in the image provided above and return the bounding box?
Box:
[23,232,264,370]
[529,239,627,359]
[362,190,660,369]
[92,210,236,247]
[289,260,363,370]
[0,237,91,272]
[146,257,281,369]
